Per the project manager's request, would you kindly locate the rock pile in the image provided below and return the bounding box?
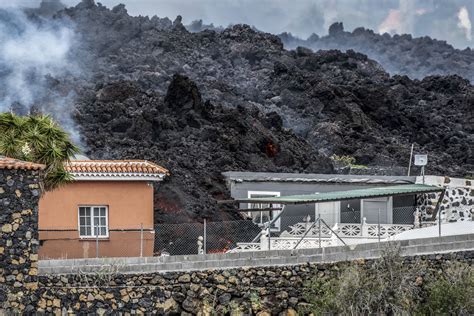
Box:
[280,22,474,82]
[20,1,474,220]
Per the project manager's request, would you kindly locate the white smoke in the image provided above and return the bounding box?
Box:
[0,7,83,144]
[457,6,472,41]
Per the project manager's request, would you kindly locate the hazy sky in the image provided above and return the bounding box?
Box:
[2,0,473,48]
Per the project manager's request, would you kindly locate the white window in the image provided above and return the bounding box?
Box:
[247,191,281,231]
[78,206,109,238]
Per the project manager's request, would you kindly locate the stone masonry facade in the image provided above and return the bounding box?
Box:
[0,167,42,313]
[34,251,473,314]
[0,164,473,314]
[417,177,473,222]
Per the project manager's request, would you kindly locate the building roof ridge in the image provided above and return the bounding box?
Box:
[0,156,46,171]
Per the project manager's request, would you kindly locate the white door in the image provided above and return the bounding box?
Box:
[362,197,392,224]
[315,202,340,226]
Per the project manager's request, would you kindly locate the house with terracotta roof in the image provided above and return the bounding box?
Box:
[38,159,169,259]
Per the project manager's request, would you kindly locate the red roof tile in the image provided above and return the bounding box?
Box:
[0,156,46,171]
[64,160,169,177]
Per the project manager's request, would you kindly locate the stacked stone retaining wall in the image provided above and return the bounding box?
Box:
[0,168,41,313]
[33,251,473,314]
[1,167,473,314]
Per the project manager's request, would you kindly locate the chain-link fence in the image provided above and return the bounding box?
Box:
[153,207,426,255]
[38,225,154,260]
[39,205,448,259]
[154,219,260,256]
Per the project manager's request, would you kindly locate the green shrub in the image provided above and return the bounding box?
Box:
[330,154,368,169]
[417,261,474,315]
[305,245,425,315]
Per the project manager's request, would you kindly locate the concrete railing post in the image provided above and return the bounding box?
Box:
[362,217,368,237]
[378,208,381,244]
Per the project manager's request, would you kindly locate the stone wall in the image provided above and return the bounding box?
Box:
[34,251,473,314]
[0,168,41,313]
[417,177,473,222]
[0,165,472,314]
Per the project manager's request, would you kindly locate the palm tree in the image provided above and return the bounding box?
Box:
[0,113,79,191]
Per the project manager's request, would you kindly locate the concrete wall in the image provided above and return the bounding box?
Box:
[39,181,154,258]
[39,233,474,274]
[0,168,41,313]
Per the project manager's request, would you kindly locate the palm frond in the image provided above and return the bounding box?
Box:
[0,113,80,191]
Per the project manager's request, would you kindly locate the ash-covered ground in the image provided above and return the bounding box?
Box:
[12,1,474,222]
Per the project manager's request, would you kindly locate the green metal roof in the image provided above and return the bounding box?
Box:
[234,184,444,205]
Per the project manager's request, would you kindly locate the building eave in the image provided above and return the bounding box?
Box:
[221,171,416,184]
[71,173,166,182]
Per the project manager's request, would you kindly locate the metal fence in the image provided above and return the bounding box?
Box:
[154,207,423,255]
[154,219,260,256]
[38,225,154,260]
[38,206,451,259]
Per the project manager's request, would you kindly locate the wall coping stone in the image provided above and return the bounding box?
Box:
[39,233,474,275]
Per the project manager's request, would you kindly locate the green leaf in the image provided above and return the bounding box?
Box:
[0,112,80,191]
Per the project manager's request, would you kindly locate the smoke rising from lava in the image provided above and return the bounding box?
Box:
[458,6,472,41]
[0,6,83,144]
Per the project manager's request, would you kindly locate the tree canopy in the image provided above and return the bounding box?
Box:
[0,113,79,191]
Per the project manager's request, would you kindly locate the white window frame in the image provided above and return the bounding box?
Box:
[78,205,109,238]
[247,191,281,231]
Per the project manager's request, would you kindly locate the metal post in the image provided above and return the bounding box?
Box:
[203,218,207,254]
[318,214,321,248]
[320,219,346,246]
[438,208,441,238]
[377,208,381,244]
[251,206,286,243]
[268,224,271,250]
[422,166,425,184]
[140,223,144,257]
[408,143,414,176]
[294,220,318,250]
[95,223,99,258]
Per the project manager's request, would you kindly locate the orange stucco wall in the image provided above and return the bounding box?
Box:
[38,231,155,259]
[38,181,155,259]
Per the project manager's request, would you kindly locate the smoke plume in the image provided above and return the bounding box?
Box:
[0,5,83,144]
[457,6,472,41]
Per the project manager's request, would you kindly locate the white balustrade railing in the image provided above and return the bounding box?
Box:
[228,220,414,252]
[282,221,413,239]
[227,242,261,252]
[280,222,332,237]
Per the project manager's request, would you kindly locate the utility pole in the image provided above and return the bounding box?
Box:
[407,143,414,176]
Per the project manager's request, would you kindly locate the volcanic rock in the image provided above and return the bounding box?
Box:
[16,3,474,221]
